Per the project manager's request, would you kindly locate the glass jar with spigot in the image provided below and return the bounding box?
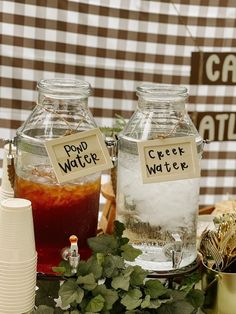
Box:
[14,79,103,274]
[116,83,203,272]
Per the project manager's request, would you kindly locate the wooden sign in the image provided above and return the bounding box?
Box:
[137,136,200,184]
[191,52,236,85]
[45,128,113,183]
[190,112,236,141]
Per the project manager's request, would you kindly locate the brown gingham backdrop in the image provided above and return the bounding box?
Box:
[1,0,236,207]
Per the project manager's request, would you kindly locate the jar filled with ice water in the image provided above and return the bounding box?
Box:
[116,83,203,272]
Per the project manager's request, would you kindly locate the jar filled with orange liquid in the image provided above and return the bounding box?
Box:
[14,79,101,274]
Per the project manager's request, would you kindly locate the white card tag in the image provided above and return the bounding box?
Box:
[45,128,113,183]
[137,136,200,184]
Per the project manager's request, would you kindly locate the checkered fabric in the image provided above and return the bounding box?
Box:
[1,0,236,207]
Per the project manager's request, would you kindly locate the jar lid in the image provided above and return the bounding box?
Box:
[37,78,92,97]
[136,83,188,99]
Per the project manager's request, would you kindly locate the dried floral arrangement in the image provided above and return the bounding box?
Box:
[200,213,236,273]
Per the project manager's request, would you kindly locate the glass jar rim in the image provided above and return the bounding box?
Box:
[136,83,188,99]
[37,78,92,96]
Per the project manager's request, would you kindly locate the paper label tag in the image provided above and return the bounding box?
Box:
[45,128,113,183]
[137,136,200,184]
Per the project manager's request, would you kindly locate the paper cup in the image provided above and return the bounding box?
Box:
[0,198,36,314]
[0,264,37,273]
[0,284,35,312]
[0,198,32,212]
[0,263,37,273]
[0,245,36,261]
[0,295,35,308]
[0,253,37,265]
[0,188,14,197]
[0,265,37,278]
[0,299,35,306]
[0,188,14,202]
[0,282,36,292]
[0,281,36,296]
[0,274,36,282]
[0,302,35,314]
[0,199,36,260]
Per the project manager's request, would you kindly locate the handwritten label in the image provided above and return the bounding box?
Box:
[137,136,200,184]
[45,128,113,183]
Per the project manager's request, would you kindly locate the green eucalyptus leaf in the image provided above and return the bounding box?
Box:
[186,289,205,309]
[96,253,105,266]
[100,126,122,138]
[179,271,202,294]
[121,243,142,261]
[59,278,84,307]
[87,234,118,254]
[111,274,130,291]
[55,260,74,277]
[141,295,151,308]
[92,284,119,310]
[121,288,142,310]
[35,280,60,307]
[85,294,105,312]
[113,220,126,238]
[103,255,125,278]
[77,256,103,280]
[111,266,133,291]
[170,290,187,301]
[77,273,97,291]
[52,266,66,274]
[114,113,127,129]
[33,305,55,313]
[54,309,65,314]
[144,279,168,298]
[78,298,89,312]
[147,298,162,309]
[77,260,90,276]
[119,236,130,247]
[130,265,149,286]
[156,300,194,314]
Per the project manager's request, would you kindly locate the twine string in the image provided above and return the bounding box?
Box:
[137,107,187,139]
[36,102,86,135]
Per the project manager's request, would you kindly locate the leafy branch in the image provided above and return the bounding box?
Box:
[34,221,204,314]
[99,114,127,138]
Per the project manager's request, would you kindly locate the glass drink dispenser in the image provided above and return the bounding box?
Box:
[14,79,101,274]
[116,83,203,272]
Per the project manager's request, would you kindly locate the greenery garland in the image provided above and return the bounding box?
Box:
[33,221,204,314]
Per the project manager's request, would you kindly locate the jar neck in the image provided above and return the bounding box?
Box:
[137,97,186,112]
[37,94,89,110]
[136,83,188,113]
[37,78,91,109]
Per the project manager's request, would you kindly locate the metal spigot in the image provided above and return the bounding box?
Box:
[3,139,16,189]
[171,233,184,269]
[164,233,184,269]
[105,136,118,167]
[7,139,15,166]
[61,235,80,274]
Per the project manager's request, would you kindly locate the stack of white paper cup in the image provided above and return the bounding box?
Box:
[0,198,37,314]
[0,143,15,202]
